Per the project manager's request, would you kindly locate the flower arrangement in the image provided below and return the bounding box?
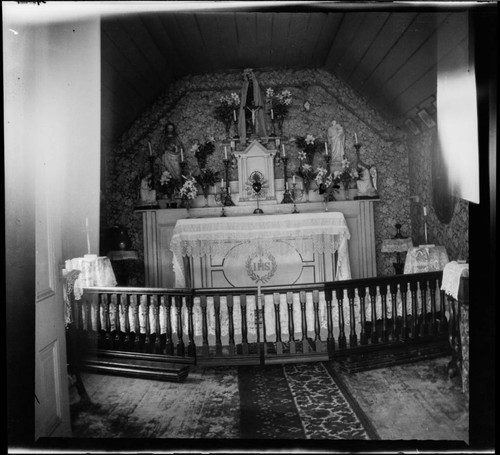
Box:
[295,133,325,165]
[333,158,360,189]
[179,175,198,208]
[265,88,292,121]
[296,163,316,191]
[214,92,241,126]
[195,167,220,199]
[314,166,338,201]
[159,170,180,198]
[191,139,215,169]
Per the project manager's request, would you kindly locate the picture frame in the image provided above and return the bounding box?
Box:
[405,118,420,135]
[418,109,436,128]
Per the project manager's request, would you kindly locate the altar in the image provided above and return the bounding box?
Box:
[170,212,351,288]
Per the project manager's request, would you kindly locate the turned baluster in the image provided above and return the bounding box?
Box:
[186,294,195,358]
[299,291,309,353]
[258,291,267,354]
[131,294,140,351]
[152,294,161,354]
[400,282,409,340]
[336,288,347,349]
[227,295,235,355]
[312,290,322,352]
[389,282,399,340]
[419,280,429,336]
[200,295,209,356]
[379,284,389,342]
[438,275,448,333]
[121,294,130,351]
[214,295,223,356]
[347,287,357,347]
[324,288,335,356]
[164,295,174,355]
[141,294,150,353]
[286,292,296,355]
[100,294,109,348]
[273,293,283,355]
[369,285,378,344]
[409,280,419,339]
[428,278,438,336]
[357,286,368,345]
[175,295,185,357]
[240,294,249,355]
[111,293,121,349]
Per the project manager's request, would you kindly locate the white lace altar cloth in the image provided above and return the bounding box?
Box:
[403,245,449,274]
[381,238,413,253]
[170,212,352,288]
[64,255,117,300]
[441,261,469,300]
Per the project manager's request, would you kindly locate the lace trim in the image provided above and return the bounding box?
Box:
[441,261,469,300]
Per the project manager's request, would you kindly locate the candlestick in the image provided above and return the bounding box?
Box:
[148,142,153,156]
[233,110,237,122]
[282,144,286,157]
[224,146,228,159]
[325,142,328,155]
[85,217,91,255]
[423,205,427,216]
[180,147,184,162]
[271,109,274,120]
[354,133,358,144]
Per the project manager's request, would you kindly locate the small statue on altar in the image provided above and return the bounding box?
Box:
[139,172,157,204]
[238,68,268,141]
[356,155,378,198]
[161,122,184,180]
[327,120,345,163]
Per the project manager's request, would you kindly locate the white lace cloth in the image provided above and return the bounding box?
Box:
[170,212,352,287]
[64,255,117,300]
[441,261,469,300]
[381,238,413,253]
[404,245,449,274]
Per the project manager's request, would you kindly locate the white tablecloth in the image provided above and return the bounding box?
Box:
[170,212,352,287]
[404,245,449,274]
[441,261,469,300]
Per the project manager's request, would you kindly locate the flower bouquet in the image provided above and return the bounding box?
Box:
[194,167,220,206]
[179,175,198,210]
[159,170,181,205]
[296,163,315,201]
[314,166,339,208]
[214,92,240,135]
[333,158,360,190]
[265,88,292,135]
[192,139,215,170]
[295,134,324,165]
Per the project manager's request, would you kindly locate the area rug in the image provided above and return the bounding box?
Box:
[71,362,378,440]
[238,362,379,440]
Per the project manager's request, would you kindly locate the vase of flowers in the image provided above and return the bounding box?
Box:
[214,93,240,137]
[159,170,181,207]
[314,166,339,211]
[296,163,315,202]
[295,134,323,166]
[195,167,219,207]
[332,158,360,200]
[265,88,292,136]
[179,175,198,212]
[192,139,215,170]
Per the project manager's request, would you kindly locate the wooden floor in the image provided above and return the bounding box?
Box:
[69,356,468,444]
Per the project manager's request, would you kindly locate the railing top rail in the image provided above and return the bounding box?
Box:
[81,271,443,297]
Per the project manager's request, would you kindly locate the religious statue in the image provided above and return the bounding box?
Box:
[327,120,345,163]
[139,172,157,204]
[237,68,268,141]
[161,122,184,180]
[356,154,378,198]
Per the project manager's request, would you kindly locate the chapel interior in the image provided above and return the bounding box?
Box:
[4,1,496,452]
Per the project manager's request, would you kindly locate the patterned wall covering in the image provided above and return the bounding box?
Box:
[407,129,469,261]
[101,68,413,285]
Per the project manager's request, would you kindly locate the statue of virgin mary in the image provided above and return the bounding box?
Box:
[237,69,268,141]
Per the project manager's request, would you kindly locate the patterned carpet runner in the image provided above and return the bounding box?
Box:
[71,362,378,440]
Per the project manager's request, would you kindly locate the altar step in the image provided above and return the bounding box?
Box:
[79,350,192,382]
[333,338,451,374]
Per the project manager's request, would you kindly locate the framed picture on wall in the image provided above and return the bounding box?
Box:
[418,109,436,128]
[405,119,420,135]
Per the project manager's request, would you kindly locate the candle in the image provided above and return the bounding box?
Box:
[292,175,296,184]
[180,147,184,162]
[271,109,274,120]
[325,142,328,155]
[282,144,286,157]
[423,205,427,216]
[148,142,153,156]
[224,146,228,159]
[354,133,358,144]
[257,284,261,298]
[285,182,289,190]
[233,110,237,122]
[221,178,224,188]
[85,217,91,255]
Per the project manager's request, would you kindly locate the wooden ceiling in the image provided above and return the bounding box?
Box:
[101,7,470,144]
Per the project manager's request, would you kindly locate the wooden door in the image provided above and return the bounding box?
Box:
[34,146,71,439]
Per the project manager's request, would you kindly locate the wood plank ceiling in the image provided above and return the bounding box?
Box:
[101,9,468,145]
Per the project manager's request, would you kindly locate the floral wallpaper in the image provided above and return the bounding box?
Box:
[101,68,414,285]
[407,129,469,261]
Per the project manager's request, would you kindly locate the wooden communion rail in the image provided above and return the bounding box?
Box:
[69,271,450,381]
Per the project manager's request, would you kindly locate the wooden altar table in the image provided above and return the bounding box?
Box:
[170,212,352,288]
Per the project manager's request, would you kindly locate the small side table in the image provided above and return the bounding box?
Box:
[107,250,139,286]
